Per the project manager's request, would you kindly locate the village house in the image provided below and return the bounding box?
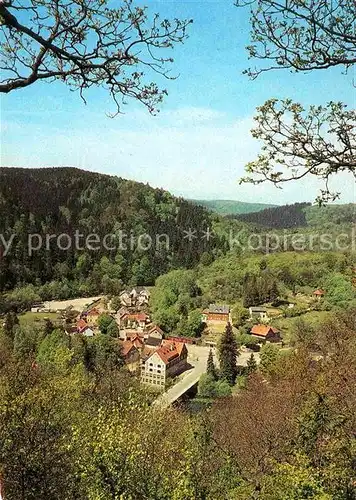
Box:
[121,340,141,371]
[202,304,230,323]
[249,306,269,321]
[144,324,164,340]
[119,287,150,307]
[120,312,149,330]
[146,324,164,338]
[83,307,101,326]
[250,324,281,343]
[313,289,325,300]
[141,341,188,389]
[76,319,95,337]
[120,329,145,342]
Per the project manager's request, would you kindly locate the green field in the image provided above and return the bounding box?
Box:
[19,312,60,327]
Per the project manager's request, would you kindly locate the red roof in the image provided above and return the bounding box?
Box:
[313,289,325,296]
[131,335,144,349]
[77,319,88,333]
[250,325,279,337]
[121,340,138,357]
[157,341,188,364]
[121,312,149,322]
[87,307,100,316]
[126,331,145,341]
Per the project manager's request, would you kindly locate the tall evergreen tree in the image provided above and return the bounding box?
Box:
[44,318,55,337]
[246,353,257,376]
[218,323,238,385]
[206,349,217,380]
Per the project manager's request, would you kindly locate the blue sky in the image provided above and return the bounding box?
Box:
[1,0,355,204]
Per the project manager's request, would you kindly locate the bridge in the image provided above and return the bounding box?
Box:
[154,345,259,408]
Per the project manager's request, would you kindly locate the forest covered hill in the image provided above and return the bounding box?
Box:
[0,167,227,297]
[190,199,277,215]
[231,202,355,229]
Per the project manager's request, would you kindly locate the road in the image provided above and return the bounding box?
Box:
[154,345,260,408]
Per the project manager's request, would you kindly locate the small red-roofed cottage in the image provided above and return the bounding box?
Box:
[85,307,101,326]
[313,289,325,300]
[120,312,149,330]
[76,319,94,336]
[120,340,140,371]
[141,341,188,389]
[250,324,281,343]
[77,318,88,333]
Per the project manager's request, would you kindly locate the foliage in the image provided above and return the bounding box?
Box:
[3,285,41,312]
[97,314,115,335]
[290,317,317,349]
[198,373,232,399]
[242,271,279,307]
[198,373,217,398]
[240,100,356,203]
[231,304,249,327]
[3,311,19,340]
[151,269,202,332]
[0,304,355,498]
[259,343,280,378]
[235,0,356,75]
[109,296,121,313]
[235,0,356,202]
[106,320,119,338]
[198,250,355,306]
[323,272,356,308]
[0,0,192,114]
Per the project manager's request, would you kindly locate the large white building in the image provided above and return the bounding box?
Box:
[141,341,188,389]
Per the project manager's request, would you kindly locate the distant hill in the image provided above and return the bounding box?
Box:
[190,199,277,216]
[231,202,355,229]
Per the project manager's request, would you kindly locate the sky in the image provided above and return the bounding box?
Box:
[1,0,355,205]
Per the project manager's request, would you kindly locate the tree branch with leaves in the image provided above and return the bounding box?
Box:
[240,99,356,203]
[236,0,356,202]
[235,0,356,77]
[0,0,192,114]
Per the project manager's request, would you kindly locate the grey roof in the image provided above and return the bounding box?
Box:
[208,304,230,314]
[249,306,267,312]
[145,336,162,347]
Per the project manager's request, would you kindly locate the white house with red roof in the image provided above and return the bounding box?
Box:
[141,341,188,389]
